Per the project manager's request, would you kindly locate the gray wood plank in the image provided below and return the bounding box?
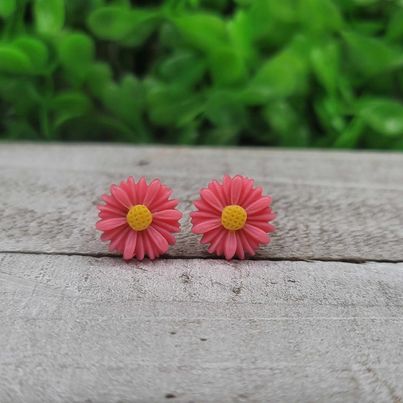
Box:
[0,254,402,402]
[0,143,402,261]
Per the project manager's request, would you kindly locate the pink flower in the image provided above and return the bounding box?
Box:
[96,177,182,260]
[191,175,276,260]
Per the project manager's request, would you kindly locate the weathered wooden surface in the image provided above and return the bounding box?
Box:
[0,143,402,261]
[1,143,403,402]
[1,254,403,402]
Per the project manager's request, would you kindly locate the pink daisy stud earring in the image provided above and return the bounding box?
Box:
[190,175,276,260]
[96,177,182,260]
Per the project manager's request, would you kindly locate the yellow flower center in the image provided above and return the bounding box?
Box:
[126,204,152,231]
[221,205,247,231]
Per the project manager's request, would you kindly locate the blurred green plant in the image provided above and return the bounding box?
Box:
[0,0,402,148]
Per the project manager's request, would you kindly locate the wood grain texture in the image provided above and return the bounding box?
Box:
[0,143,402,260]
[1,254,403,402]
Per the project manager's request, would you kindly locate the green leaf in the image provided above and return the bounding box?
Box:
[146,81,203,127]
[310,41,339,94]
[88,6,133,40]
[158,51,206,87]
[102,75,145,128]
[357,98,403,137]
[243,43,308,103]
[173,13,227,52]
[343,31,403,77]
[0,46,32,74]
[86,63,113,97]
[208,47,247,85]
[386,8,403,42]
[50,91,91,127]
[34,0,65,34]
[13,37,48,72]
[59,32,94,81]
[0,0,16,18]
[88,6,157,44]
[298,0,343,33]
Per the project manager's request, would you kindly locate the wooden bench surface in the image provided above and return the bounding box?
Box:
[0,143,402,402]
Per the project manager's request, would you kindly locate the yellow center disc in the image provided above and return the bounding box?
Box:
[126,204,153,231]
[221,205,247,231]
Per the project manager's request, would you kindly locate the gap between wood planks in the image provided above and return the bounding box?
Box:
[1,250,402,264]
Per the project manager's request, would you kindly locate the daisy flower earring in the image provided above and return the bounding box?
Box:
[96,177,182,260]
[190,175,276,260]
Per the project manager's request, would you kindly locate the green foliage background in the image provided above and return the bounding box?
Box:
[0,0,403,148]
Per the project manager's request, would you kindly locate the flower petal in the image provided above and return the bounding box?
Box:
[153,209,182,221]
[136,177,148,204]
[147,226,169,254]
[127,176,138,205]
[247,221,276,233]
[207,228,227,255]
[151,198,178,212]
[192,218,222,234]
[245,196,271,215]
[123,230,137,260]
[152,219,180,233]
[243,224,270,245]
[96,217,127,231]
[224,231,237,260]
[200,188,224,211]
[201,227,223,244]
[109,227,130,251]
[235,232,245,259]
[151,223,176,245]
[230,175,243,204]
[143,179,161,206]
[238,229,257,256]
[135,232,145,260]
[143,231,156,260]
[111,185,132,209]
[208,180,226,206]
[98,204,125,217]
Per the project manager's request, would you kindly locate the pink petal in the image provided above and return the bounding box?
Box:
[143,232,156,260]
[238,229,257,256]
[201,227,223,244]
[208,180,226,206]
[101,194,121,209]
[151,199,179,213]
[222,175,232,202]
[136,177,148,204]
[143,179,161,206]
[247,221,276,233]
[201,188,224,211]
[243,224,270,245]
[245,196,271,215]
[194,199,216,213]
[100,226,125,242]
[207,228,227,255]
[109,227,130,251]
[230,175,243,204]
[192,219,222,234]
[238,178,254,205]
[224,231,237,260]
[152,219,180,233]
[135,232,145,260]
[153,209,182,221]
[111,185,132,209]
[96,217,127,231]
[98,204,125,217]
[242,186,263,207]
[123,230,137,260]
[235,232,245,259]
[151,223,176,245]
[190,210,219,221]
[147,226,169,254]
[246,212,273,221]
[127,176,138,205]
